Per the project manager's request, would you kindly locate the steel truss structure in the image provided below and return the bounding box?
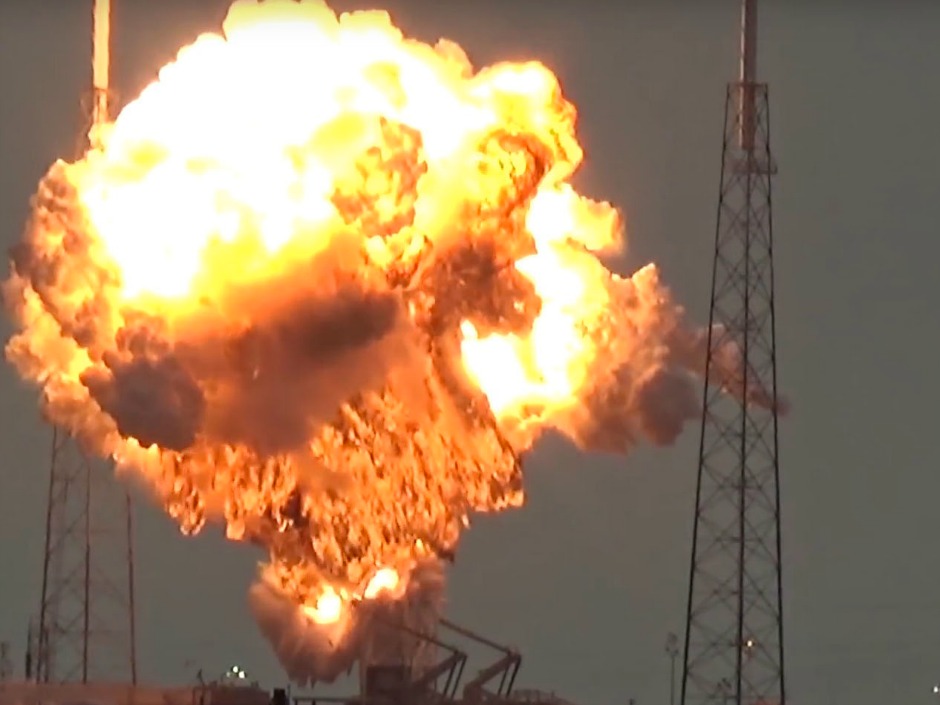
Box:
[680,2,786,704]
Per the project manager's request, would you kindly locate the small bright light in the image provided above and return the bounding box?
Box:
[933,684,939,694]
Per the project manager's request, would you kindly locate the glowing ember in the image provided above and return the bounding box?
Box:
[3,0,769,683]
[303,587,343,626]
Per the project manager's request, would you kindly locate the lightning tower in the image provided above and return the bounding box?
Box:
[679,2,785,704]
[34,0,138,684]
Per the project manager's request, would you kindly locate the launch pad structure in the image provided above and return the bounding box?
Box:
[2,615,551,705]
[31,0,139,687]
[288,616,540,705]
[680,1,787,705]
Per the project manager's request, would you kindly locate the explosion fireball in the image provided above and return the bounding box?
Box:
[3,0,770,684]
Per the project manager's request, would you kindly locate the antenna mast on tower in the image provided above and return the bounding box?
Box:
[91,0,111,133]
[35,0,138,684]
[679,1,786,704]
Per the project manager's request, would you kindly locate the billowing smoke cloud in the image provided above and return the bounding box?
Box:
[2,0,782,683]
[84,345,206,450]
[249,561,445,685]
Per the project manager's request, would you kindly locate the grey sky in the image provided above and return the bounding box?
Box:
[2,2,940,704]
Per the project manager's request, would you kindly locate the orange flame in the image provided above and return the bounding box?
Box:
[6,0,613,617]
[3,0,745,679]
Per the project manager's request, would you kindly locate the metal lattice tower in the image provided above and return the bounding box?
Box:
[36,430,138,684]
[679,2,785,705]
[34,0,138,685]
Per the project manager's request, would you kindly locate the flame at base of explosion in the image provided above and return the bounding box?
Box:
[2,0,774,683]
[250,561,444,685]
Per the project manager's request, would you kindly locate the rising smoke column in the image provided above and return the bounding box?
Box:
[2,0,771,683]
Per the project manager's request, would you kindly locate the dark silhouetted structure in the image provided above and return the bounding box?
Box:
[33,0,138,685]
[680,1,786,704]
[35,429,138,684]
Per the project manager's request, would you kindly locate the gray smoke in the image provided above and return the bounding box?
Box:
[248,561,446,685]
[551,263,784,455]
[82,349,206,450]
